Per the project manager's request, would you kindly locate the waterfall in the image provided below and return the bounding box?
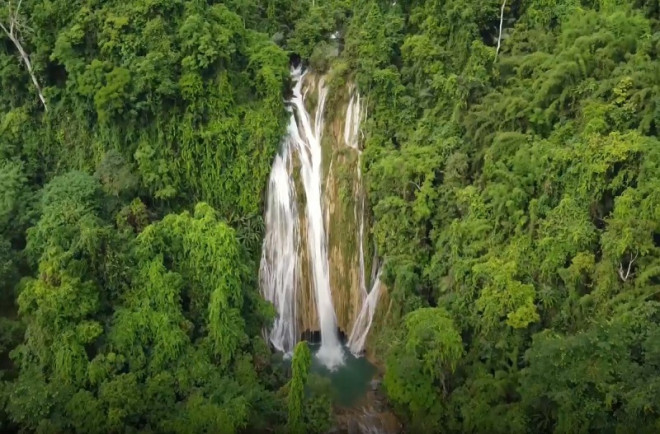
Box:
[345,89,367,302]
[343,89,383,357]
[344,90,363,152]
[347,269,383,355]
[261,66,344,370]
[259,145,300,354]
[261,68,381,366]
[356,166,367,300]
[291,68,344,369]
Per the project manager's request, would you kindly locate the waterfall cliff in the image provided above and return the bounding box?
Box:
[260,67,385,368]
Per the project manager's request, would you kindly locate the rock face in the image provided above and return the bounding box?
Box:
[326,119,365,336]
[364,281,392,361]
[294,73,373,338]
[296,211,319,334]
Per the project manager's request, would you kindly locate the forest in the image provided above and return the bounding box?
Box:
[1,0,659,433]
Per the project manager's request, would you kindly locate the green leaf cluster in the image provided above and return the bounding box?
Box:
[318,0,660,431]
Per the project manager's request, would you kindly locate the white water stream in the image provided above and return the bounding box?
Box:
[343,89,382,356]
[261,68,380,367]
[261,67,343,369]
[347,269,382,354]
[259,145,299,354]
[345,89,367,304]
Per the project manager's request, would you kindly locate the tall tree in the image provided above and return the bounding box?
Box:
[287,341,311,434]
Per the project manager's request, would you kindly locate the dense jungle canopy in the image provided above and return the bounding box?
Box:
[1,0,659,432]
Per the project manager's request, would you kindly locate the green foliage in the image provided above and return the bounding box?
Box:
[303,374,334,434]
[0,317,22,355]
[135,204,251,365]
[0,159,27,230]
[384,308,463,431]
[2,0,301,428]
[94,149,138,198]
[15,268,102,387]
[331,0,660,431]
[287,341,311,434]
[3,196,282,432]
[2,0,659,432]
[1,0,292,227]
[287,0,349,61]
[24,171,119,293]
[286,342,332,434]
[110,258,190,373]
[521,302,660,432]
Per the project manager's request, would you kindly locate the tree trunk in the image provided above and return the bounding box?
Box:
[6,32,47,111]
[1,1,48,111]
[495,0,507,61]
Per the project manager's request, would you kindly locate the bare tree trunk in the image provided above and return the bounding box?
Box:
[0,0,48,111]
[618,251,639,282]
[495,0,507,62]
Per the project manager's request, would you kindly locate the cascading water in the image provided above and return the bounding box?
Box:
[261,67,382,368]
[261,69,395,431]
[261,66,344,370]
[344,89,367,303]
[292,69,344,369]
[343,89,382,356]
[347,269,383,355]
[344,90,363,152]
[259,145,300,354]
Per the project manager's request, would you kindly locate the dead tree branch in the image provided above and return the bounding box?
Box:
[495,0,507,62]
[618,251,639,282]
[1,0,47,111]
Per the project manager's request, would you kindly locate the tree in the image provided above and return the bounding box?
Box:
[5,263,102,431]
[0,159,27,299]
[384,308,463,430]
[287,341,311,434]
[521,303,660,432]
[136,203,251,365]
[1,0,659,432]
[0,0,47,110]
